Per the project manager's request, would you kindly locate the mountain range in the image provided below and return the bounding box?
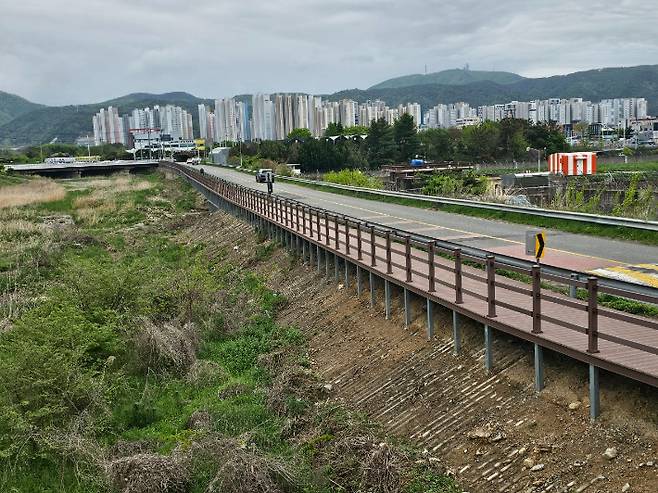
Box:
[2,65,658,147]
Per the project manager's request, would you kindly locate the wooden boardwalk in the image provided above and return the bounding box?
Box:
[173,165,658,399]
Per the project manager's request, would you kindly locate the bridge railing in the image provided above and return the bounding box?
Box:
[166,162,658,389]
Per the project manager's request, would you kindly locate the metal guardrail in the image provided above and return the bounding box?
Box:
[276,174,658,232]
[195,164,658,300]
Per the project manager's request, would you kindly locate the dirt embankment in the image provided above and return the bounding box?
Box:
[181,210,658,493]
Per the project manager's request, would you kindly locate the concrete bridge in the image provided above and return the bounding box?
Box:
[5,159,160,178]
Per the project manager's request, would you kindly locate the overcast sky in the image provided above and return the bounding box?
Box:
[2,0,657,106]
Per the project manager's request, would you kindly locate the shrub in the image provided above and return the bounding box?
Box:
[323,169,382,188]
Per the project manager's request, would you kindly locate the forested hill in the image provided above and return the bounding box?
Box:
[369,68,525,89]
[330,65,658,114]
[0,91,44,127]
[0,92,212,147]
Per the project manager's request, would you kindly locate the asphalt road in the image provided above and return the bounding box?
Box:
[195,165,658,285]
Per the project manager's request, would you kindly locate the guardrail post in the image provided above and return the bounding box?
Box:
[296,203,301,232]
[589,364,600,421]
[369,271,376,307]
[316,210,320,240]
[569,273,578,298]
[385,280,392,319]
[405,235,412,282]
[484,324,493,372]
[428,241,436,293]
[426,298,434,340]
[303,207,307,236]
[309,209,313,237]
[486,254,496,318]
[325,212,330,246]
[454,248,463,304]
[357,223,363,260]
[452,311,461,355]
[285,200,289,227]
[345,217,350,255]
[370,226,376,267]
[532,265,542,334]
[334,215,339,249]
[534,343,544,393]
[587,277,599,354]
[386,232,392,274]
[404,288,411,329]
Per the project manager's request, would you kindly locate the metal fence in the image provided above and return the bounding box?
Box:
[164,162,658,418]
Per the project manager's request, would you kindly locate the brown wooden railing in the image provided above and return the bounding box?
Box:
[166,163,658,388]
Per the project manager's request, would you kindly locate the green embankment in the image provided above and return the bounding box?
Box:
[0,172,458,492]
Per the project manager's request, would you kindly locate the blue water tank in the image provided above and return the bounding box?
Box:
[410,159,424,167]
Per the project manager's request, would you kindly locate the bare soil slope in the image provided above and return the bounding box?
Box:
[180,211,658,493]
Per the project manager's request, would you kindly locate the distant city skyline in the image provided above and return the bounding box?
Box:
[94,93,651,149]
[2,1,658,106]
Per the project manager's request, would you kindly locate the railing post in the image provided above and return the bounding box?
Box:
[285,200,289,227]
[428,241,435,292]
[357,223,363,260]
[454,248,463,304]
[405,235,412,282]
[386,231,392,274]
[486,254,496,318]
[532,264,542,334]
[296,203,300,231]
[325,212,330,246]
[587,277,599,353]
[316,210,320,240]
[303,207,307,235]
[370,226,376,267]
[309,209,313,237]
[344,217,350,255]
[334,215,339,249]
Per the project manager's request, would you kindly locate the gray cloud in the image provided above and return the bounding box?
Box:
[1,0,657,105]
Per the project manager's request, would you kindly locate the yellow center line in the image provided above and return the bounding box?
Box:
[221,169,625,267]
[307,195,624,266]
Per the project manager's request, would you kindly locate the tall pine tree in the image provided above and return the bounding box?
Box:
[366,118,396,168]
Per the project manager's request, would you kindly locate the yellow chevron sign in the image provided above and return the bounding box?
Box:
[525,231,546,259]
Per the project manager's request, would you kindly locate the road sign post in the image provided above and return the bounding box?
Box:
[525,231,546,262]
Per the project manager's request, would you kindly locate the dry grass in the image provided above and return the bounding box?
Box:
[190,436,298,493]
[0,180,66,208]
[134,320,199,375]
[105,453,189,493]
[66,175,154,193]
[0,219,47,238]
[74,199,117,226]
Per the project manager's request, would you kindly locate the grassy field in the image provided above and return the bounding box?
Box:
[597,161,658,173]
[0,172,458,492]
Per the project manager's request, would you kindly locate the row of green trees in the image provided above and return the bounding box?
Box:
[230,117,568,172]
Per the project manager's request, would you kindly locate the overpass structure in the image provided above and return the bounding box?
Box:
[163,162,658,422]
[5,159,159,177]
